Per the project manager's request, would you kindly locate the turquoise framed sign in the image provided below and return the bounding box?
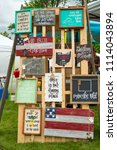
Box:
[59,8,84,28]
[15,9,32,34]
[15,78,37,104]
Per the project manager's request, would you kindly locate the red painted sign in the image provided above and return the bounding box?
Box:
[16,37,53,56]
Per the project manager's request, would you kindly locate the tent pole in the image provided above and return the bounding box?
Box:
[0,35,17,122]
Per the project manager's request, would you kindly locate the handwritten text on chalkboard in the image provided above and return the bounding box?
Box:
[71,75,99,104]
[34,10,55,26]
[76,45,92,62]
[45,73,62,102]
[24,108,41,134]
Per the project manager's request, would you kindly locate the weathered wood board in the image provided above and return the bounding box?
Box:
[22,58,46,76]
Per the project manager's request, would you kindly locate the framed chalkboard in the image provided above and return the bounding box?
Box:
[23,108,41,135]
[15,10,32,34]
[22,58,46,76]
[59,8,84,28]
[34,10,55,26]
[71,75,99,104]
[15,79,37,104]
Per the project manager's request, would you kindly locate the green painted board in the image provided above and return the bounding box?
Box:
[60,8,84,28]
[16,79,37,104]
[15,9,32,34]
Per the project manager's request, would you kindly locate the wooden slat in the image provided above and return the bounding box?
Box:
[17,105,25,143]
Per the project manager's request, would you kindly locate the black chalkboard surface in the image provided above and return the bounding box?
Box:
[71,75,99,104]
[34,10,55,26]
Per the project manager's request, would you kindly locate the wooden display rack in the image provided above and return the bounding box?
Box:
[17,6,94,143]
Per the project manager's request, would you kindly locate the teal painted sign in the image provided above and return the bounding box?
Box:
[60,8,84,28]
[15,10,32,34]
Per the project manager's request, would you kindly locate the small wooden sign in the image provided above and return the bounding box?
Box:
[76,45,92,62]
[71,75,99,104]
[22,58,46,76]
[34,10,55,26]
[15,10,32,34]
[23,108,41,134]
[15,79,37,104]
[54,49,72,67]
[16,37,53,56]
[45,73,62,102]
[60,8,84,28]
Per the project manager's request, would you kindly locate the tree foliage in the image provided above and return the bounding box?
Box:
[24,0,67,8]
[0,31,11,39]
[8,23,15,30]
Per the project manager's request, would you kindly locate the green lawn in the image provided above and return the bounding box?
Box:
[0,100,100,150]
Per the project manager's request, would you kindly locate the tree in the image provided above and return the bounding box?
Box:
[8,23,15,30]
[0,31,11,39]
[24,0,67,8]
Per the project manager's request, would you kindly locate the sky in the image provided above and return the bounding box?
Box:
[0,0,80,32]
[0,0,27,32]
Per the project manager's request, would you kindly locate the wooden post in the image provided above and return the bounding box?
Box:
[0,35,17,121]
[80,6,89,110]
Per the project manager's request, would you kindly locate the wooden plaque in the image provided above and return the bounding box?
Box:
[45,73,62,102]
[15,79,37,104]
[23,108,41,134]
[54,49,72,67]
[59,8,84,28]
[71,75,99,104]
[15,10,32,34]
[22,58,46,76]
[34,10,55,26]
[16,37,53,57]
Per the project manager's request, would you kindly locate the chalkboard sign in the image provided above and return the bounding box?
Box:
[60,8,84,28]
[71,75,99,104]
[34,10,55,26]
[76,45,92,62]
[22,58,45,76]
[16,79,37,104]
[45,73,62,102]
[55,49,72,67]
[23,108,41,134]
[15,10,32,34]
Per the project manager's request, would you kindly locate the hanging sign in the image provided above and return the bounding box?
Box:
[60,8,84,28]
[15,79,37,104]
[15,10,32,34]
[76,45,92,62]
[71,75,99,104]
[23,108,41,134]
[22,58,46,76]
[15,37,53,56]
[55,49,72,67]
[45,73,62,102]
[34,10,55,26]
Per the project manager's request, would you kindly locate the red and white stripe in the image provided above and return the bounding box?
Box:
[44,108,94,139]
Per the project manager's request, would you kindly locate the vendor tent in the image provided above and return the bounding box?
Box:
[0,35,13,77]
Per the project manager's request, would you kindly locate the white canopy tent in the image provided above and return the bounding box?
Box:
[0,35,13,77]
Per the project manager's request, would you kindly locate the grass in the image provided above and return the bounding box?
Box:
[0,100,100,150]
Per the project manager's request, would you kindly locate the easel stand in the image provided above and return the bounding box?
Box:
[16,6,96,143]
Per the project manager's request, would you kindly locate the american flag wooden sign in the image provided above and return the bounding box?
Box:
[15,37,53,56]
[44,108,94,139]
